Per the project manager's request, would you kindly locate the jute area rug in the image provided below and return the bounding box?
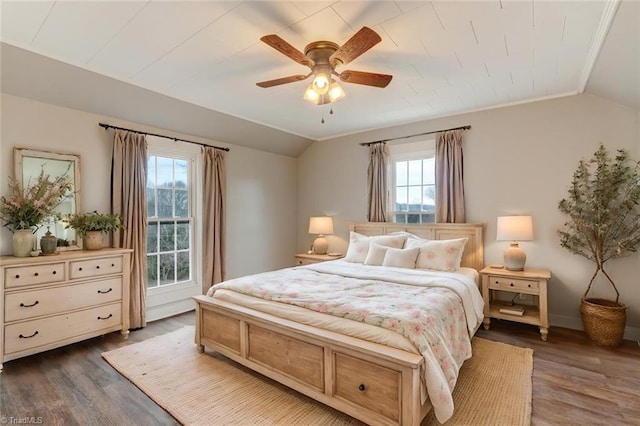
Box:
[102,326,532,426]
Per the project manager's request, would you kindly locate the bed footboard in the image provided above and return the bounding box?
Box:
[193,295,431,426]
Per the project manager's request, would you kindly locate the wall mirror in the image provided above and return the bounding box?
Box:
[14,148,82,251]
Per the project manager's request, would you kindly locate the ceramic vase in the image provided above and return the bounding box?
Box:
[40,227,58,255]
[84,231,103,250]
[13,229,36,257]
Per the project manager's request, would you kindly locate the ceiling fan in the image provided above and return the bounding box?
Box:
[256,27,393,105]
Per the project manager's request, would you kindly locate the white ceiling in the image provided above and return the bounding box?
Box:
[1,1,638,156]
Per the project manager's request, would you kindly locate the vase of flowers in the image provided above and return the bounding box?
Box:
[1,169,73,257]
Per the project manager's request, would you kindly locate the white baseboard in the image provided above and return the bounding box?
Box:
[550,314,640,341]
[147,298,196,323]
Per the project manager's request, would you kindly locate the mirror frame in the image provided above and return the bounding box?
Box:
[14,147,82,251]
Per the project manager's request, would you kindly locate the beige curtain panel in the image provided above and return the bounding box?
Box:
[435,129,466,223]
[202,147,226,294]
[367,142,389,222]
[111,130,148,329]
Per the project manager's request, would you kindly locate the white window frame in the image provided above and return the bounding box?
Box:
[145,136,202,321]
[388,139,436,224]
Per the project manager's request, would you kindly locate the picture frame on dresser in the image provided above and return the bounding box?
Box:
[0,248,132,372]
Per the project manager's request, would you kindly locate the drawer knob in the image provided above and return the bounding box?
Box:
[111,263,115,267]
[53,271,57,274]
[15,274,20,279]
[97,314,113,320]
[97,288,113,294]
[20,300,39,308]
[528,284,531,288]
[34,272,39,277]
[19,331,39,339]
[96,265,100,269]
[358,384,366,392]
[510,283,514,287]
[79,267,83,271]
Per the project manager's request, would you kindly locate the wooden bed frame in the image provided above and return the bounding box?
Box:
[194,222,484,426]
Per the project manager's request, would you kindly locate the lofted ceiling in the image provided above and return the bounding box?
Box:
[1,1,638,156]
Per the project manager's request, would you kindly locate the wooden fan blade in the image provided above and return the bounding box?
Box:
[339,70,392,88]
[256,74,310,88]
[260,34,314,67]
[330,27,382,66]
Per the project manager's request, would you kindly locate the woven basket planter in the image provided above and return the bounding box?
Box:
[580,298,627,347]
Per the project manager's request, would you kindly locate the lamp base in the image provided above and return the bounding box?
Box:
[504,243,526,271]
[313,235,328,254]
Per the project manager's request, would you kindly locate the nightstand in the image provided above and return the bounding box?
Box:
[294,253,343,266]
[480,266,551,341]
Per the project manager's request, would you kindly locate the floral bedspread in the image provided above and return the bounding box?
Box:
[208,260,484,423]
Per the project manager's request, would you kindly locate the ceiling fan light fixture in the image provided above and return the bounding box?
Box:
[311,70,330,95]
[328,80,345,103]
[303,84,321,104]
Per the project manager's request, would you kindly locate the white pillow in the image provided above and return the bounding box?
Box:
[382,246,420,268]
[364,243,388,266]
[405,237,468,271]
[387,231,421,246]
[344,232,407,263]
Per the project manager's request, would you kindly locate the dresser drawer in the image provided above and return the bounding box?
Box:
[489,276,539,292]
[295,257,318,266]
[333,352,400,422]
[4,263,65,288]
[5,277,123,322]
[69,256,123,279]
[4,302,122,355]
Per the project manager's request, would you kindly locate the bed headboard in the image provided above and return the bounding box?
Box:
[349,222,485,272]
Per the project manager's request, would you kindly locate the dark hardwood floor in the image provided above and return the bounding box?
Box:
[1,312,638,425]
[475,321,640,426]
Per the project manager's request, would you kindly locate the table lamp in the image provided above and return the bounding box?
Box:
[496,215,533,271]
[308,216,334,254]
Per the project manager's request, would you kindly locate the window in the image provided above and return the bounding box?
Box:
[389,141,435,224]
[146,156,192,288]
[145,137,201,321]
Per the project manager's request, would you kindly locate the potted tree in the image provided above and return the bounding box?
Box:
[66,211,124,250]
[558,144,640,347]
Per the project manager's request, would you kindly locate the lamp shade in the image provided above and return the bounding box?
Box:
[496,216,533,241]
[308,216,334,235]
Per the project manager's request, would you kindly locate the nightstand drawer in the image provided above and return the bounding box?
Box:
[295,257,318,266]
[489,276,539,292]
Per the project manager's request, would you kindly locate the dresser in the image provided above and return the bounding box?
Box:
[1,248,132,371]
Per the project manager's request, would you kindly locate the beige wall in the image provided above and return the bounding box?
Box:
[297,93,640,339]
[0,94,297,280]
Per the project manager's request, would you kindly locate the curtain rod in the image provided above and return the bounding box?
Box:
[98,123,230,152]
[359,125,471,146]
